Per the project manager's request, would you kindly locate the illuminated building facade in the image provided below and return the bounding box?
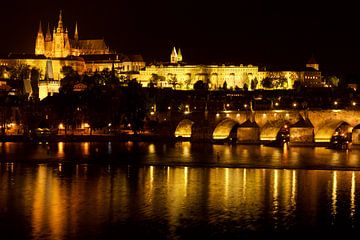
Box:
[35,11,110,58]
[135,49,322,90]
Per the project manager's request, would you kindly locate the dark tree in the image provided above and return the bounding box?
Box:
[30,68,40,100]
[261,77,273,89]
[223,81,227,90]
[243,83,248,91]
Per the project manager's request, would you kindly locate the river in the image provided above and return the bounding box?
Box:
[1,142,360,239]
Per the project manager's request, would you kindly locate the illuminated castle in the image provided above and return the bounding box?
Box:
[170,47,183,64]
[35,11,110,58]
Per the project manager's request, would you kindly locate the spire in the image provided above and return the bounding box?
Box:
[170,47,178,64]
[38,21,43,33]
[35,21,45,55]
[177,48,182,62]
[57,10,64,32]
[74,22,79,41]
[306,54,319,71]
[45,22,52,41]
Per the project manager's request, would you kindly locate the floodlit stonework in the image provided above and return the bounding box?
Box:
[35,11,110,58]
[135,49,323,90]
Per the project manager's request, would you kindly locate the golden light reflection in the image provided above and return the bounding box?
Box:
[167,166,170,184]
[332,171,337,222]
[149,166,154,185]
[58,142,64,157]
[49,169,63,239]
[145,166,155,208]
[32,165,47,239]
[273,170,279,216]
[184,167,188,196]
[82,142,89,155]
[148,143,155,154]
[182,142,191,158]
[351,171,356,221]
[283,143,288,160]
[243,168,247,197]
[291,170,296,208]
[224,168,229,201]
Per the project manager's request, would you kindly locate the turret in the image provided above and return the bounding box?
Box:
[306,55,319,71]
[74,22,79,41]
[56,10,64,33]
[35,21,45,55]
[45,22,52,41]
[170,47,178,64]
[44,23,53,57]
[177,48,183,62]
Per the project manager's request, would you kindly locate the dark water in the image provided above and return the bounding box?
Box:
[1,142,360,239]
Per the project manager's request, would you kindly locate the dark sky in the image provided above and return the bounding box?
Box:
[0,0,359,75]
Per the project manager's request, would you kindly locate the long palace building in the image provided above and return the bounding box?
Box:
[134,48,322,90]
[0,11,323,100]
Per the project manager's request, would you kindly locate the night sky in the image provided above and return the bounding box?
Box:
[0,0,359,75]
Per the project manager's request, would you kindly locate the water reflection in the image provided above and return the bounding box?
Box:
[2,142,360,170]
[351,171,356,225]
[1,164,360,238]
[332,171,337,223]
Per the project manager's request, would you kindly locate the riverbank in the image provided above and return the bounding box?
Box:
[0,134,176,143]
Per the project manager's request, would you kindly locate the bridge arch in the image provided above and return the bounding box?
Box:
[315,120,351,142]
[260,120,290,141]
[212,118,239,140]
[175,119,194,139]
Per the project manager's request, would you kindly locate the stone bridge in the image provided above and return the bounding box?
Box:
[159,110,360,145]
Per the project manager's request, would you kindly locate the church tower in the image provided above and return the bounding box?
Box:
[35,21,45,55]
[177,48,183,62]
[53,10,66,58]
[170,47,178,64]
[74,22,79,41]
[306,55,319,70]
[44,23,53,57]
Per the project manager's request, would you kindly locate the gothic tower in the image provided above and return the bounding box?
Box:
[53,10,66,58]
[177,48,183,62]
[35,21,45,55]
[306,55,319,70]
[170,47,178,64]
[74,22,79,41]
[44,23,53,57]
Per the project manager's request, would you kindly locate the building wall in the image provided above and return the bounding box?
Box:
[137,64,259,90]
[0,58,86,80]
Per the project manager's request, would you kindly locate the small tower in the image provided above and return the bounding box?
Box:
[44,23,53,57]
[306,55,319,71]
[177,48,183,62]
[35,21,45,55]
[74,22,79,41]
[45,22,52,41]
[170,47,178,64]
[57,10,64,33]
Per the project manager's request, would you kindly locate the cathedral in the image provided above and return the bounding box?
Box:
[35,11,111,58]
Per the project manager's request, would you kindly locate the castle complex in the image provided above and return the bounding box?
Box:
[135,48,322,90]
[35,11,110,58]
[0,12,324,100]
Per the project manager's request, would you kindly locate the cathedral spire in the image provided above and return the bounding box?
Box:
[57,10,64,32]
[74,22,79,41]
[38,21,43,34]
[170,47,178,64]
[177,48,182,62]
[45,22,52,41]
[35,21,45,55]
